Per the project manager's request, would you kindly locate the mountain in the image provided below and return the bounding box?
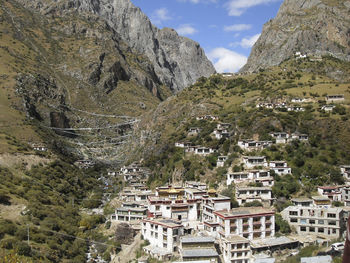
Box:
[15,0,216,93]
[0,0,215,163]
[241,0,350,73]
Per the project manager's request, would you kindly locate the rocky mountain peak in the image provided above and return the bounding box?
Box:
[241,0,350,72]
[17,0,215,92]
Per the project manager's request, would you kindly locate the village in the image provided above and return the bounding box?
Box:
[101,92,349,263]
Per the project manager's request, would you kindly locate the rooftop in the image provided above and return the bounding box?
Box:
[292,197,313,203]
[215,207,274,218]
[300,256,332,263]
[312,196,331,201]
[237,187,272,191]
[182,249,219,258]
[250,236,298,249]
[181,236,215,244]
[143,218,183,228]
[223,235,249,243]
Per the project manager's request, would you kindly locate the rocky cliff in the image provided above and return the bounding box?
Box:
[241,0,350,72]
[16,0,216,92]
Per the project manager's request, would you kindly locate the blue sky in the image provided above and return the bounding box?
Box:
[131,0,284,72]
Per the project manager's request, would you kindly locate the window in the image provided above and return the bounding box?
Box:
[318,228,324,233]
[300,227,306,232]
[173,229,178,235]
[310,227,315,232]
[327,213,336,218]
[328,221,336,226]
[318,220,324,225]
[309,220,315,224]
[300,219,307,225]
[333,229,337,234]
[290,218,298,223]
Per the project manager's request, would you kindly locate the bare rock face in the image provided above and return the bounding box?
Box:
[241,0,350,72]
[16,0,216,92]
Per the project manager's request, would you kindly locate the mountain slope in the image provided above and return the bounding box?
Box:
[15,0,216,92]
[241,0,350,73]
[0,0,215,164]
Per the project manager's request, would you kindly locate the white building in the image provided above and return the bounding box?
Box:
[111,202,148,222]
[214,207,275,241]
[221,235,251,263]
[227,170,272,187]
[196,115,219,121]
[235,187,274,206]
[317,186,343,202]
[179,236,219,262]
[31,144,48,151]
[202,194,231,223]
[269,132,290,144]
[213,128,230,140]
[291,198,313,207]
[120,163,141,174]
[185,181,208,190]
[147,196,201,222]
[217,156,228,167]
[242,156,268,169]
[342,186,350,206]
[341,165,350,181]
[175,142,193,148]
[188,127,202,136]
[194,147,216,156]
[321,105,335,112]
[142,218,184,255]
[287,106,305,112]
[326,95,345,103]
[269,161,291,175]
[291,98,307,103]
[281,206,345,239]
[238,140,272,152]
[291,133,309,142]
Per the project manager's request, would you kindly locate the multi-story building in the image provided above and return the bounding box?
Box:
[291,198,313,207]
[221,235,251,263]
[214,207,275,241]
[147,196,201,221]
[142,218,184,255]
[202,194,231,222]
[235,187,274,206]
[281,206,345,238]
[120,189,154,202]
[111,202,148,222]
[342,186,350,206]
[269,161,291,175]
[317,186,343,202]
[312,196,331,207]
[242,156,268,169]
[179,236,219,262]
[227,170,273,187]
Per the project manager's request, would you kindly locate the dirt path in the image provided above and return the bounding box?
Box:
[111,232,142,263]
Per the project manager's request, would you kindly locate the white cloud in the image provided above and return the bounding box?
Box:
[224,24,252,32]
[225,0,281,16]
[208,47,247,73]
[176,24,198,36]
[240,33,260,48]
[152,8,172,25]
